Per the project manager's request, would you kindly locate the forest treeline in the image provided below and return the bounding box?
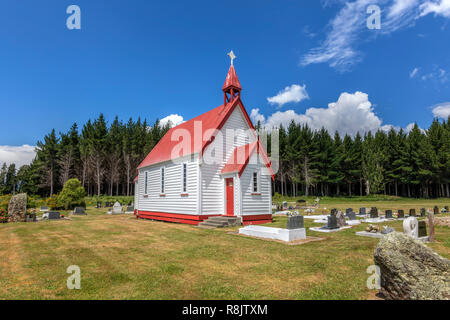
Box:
[0,114,170,197]
[1,114,449,199]
[266,117,450,198]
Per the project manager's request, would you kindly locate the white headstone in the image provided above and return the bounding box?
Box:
[112,201,122,214]
[403,217,418,238]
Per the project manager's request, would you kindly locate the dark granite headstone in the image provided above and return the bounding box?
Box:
[286,215,304,229]
[288,206,293,210]
[433,206,439,215]
[297,199,306,204]
[398,210,404,218]
[25,213,37,222]
[370,207,378,218]
[105,202,110,207]
[359,207,366,215]
[48,212,60,220]
[322,216,339,230]
[330,208,337,216]
[73,207,86,215]
[445,206,449,213]
[385,210,393,219]
[346,208,353,214]
[96,202,102,208]
[282,201,288,209]
[347,211,357,221]
[409,209,416,217]
[418,221,427,237]
[420,208,426,217]
[126,206,134,212]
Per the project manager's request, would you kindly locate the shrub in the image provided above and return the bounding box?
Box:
[57,178,86,210]
[46,194,60,210]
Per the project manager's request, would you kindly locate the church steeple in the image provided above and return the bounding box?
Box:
[223,51,241,104]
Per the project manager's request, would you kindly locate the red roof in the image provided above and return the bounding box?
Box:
[222,65,242,91]
[221,140,275,180]
[137,97,255,169]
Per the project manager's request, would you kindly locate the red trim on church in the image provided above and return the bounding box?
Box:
[137,211,221,225]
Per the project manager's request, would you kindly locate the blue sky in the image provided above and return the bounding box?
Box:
[1,0,450,166]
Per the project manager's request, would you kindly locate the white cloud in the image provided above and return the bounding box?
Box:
[0,145,36,168]
[160,114,185,127]
[420,0,450,18]
[252,91,428,136]
[267,84,309,107]
[301,0,450,70]
[410,67,419,78]
[432,102,450,118]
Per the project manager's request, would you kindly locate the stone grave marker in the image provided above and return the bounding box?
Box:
[48,212,60,220]
[346,208,353,214]
[370,207,378,218]
[112,201,122,214]
[444,206,449,213]
[125,205,134,213]
[359,207,366,215]
[336,211,347,227]
[96,202,102,208]
[73,207,86,215]
[418,221,427,238]
[398,210,405,218]
[433,206,439,215]
[330,208,337,216]
[286,215,304,229]
[8,193,27,222]
[347,211,357,221]
[403,217,418,238]
[322,215,339,230]
[40,206,49,212]
[420,208,426,217]
[282,201,288,210]
[409,209,416,217]
[385,210,393,219]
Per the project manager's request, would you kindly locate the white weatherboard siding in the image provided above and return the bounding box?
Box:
[240,153,271,216]
[138,158,199,214]
[200,106,256,215]
[134,181,138,210]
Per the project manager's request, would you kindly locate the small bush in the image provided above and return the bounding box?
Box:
[46,194,60,210]
[57,179,86,210]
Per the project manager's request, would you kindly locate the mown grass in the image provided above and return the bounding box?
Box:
[0,197,449,300]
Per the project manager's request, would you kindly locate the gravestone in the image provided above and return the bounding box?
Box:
[105,202,110,207]
[370,207,378,218]
[336,211,347,227]
[418,221,427,237]
[409,209,416,217]
[297,199,306,204]
[322,216,339,230]
[73,207,86,215]
[125,205,134,213]
[112,202,122,214]
[385,210,393,219]
[7,193,27,222]
[444,206,449,212]
[403,217,418,238]
[434,206,439,215]
[96,202,102,208]
[25,213,37,222]
[48,212,60,220]
[40,206,49,212]
[286,215,304,229]
[420,208,426,217]
[330,208,337,216]
[288,205,293,210]
[381,226,395,234]
[359,207,366,215]
[347,211,357,221]
[346,208,353,214]
[282,201,288,210]
[398,210,405,218]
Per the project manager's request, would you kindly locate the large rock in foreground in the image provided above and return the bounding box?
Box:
[374,232,450,300]
[7,193,27,222]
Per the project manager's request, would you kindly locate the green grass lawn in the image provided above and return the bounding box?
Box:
[1,198,449,300]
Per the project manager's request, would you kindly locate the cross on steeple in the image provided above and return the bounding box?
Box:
[227,50,236,65]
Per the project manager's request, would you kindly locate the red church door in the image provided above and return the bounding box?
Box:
[226,178,234,216]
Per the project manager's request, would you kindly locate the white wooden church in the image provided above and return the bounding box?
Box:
[134,52,273,226]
